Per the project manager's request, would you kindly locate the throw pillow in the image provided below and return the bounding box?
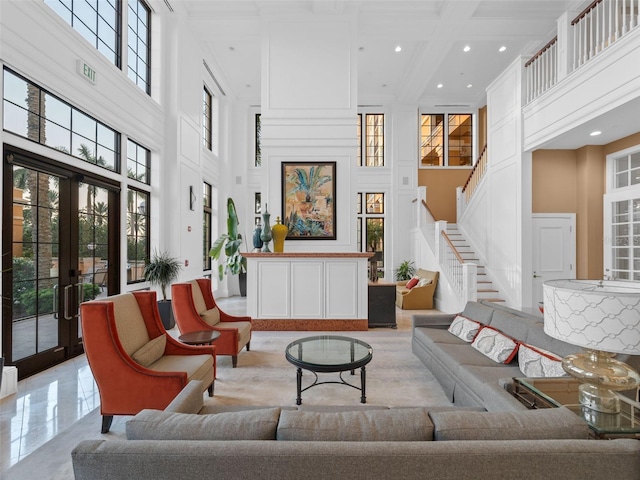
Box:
[447,315,482,343]
[405,277,419,289]
[126,407,281,441]
[276,408,434,441]
[518,343,567,378]
[200,307,220,326]
[471,326,519,364]
[429,407,589,441]
[131,334,166,367]
[417,277,432,287]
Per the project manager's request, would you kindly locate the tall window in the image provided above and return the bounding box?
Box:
[45,0,121,66]
[420,113,473,167]
[127,188,149,283]
[203,87,212,150]
[3,68,120,172]
[606,147,640,281]
[255,114,262,167]
[127,0,151,94]
[357,113,385,166]
[126,139,150,184]
[357,192,385,277]
[203,182,212,271]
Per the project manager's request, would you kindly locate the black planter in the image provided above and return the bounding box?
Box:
[157,300,175,330]
[238,272,247,297]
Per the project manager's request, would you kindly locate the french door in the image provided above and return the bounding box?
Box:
[2,146,120,379]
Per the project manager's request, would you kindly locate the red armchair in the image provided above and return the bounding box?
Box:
[80,291,215,433]
[172,279,252,367]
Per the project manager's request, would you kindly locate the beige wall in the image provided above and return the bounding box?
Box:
[417,106,485,222]
[418,168,471,222]
[532,133,640,279]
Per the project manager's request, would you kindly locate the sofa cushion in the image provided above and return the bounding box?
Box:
[518,343,567,378]
[461,302,495,324]
[200,307,220,326]
[488,310,531,342]
[430,407,589,441]
[406,277,419,289]
[448,315,482,342]
[471,326,519,364]
[525,324,582,357]
[131,334,166,368]
[111,293,151,356]
[190,280,208,314]
[417,277,432,287]
[126,407,281,440]
[276,408,434,441]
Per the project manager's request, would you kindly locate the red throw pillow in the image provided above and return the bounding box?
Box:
[406,277,419,289]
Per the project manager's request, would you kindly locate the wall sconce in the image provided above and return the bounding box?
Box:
[189,186,196,211]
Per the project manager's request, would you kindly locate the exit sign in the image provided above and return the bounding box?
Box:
[76,60,97,85]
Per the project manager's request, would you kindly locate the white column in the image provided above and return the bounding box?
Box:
[462,263,478,303]
[435,221,447,264]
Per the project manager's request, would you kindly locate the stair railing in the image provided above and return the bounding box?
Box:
[436,224,477,303]
[458,144,488,219]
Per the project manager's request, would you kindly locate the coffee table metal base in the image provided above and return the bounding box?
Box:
[296,367,367,405]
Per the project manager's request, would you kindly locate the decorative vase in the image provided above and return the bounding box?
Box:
[253,222,264,250]
[260,204,272,252]
[272,216,288,253]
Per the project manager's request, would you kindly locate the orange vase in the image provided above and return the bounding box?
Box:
[272,216,289,253]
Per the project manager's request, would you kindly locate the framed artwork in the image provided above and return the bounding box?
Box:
[282,161,336,239]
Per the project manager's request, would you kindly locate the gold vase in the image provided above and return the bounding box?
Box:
[272,216,288,253]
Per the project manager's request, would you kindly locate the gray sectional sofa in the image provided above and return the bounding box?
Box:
[71,380,640,480]
[412,300,584,410]
[412,300,640,410]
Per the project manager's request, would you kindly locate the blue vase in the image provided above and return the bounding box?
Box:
[253,223,264,250]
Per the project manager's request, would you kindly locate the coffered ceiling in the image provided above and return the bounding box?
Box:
[168,1,640,149]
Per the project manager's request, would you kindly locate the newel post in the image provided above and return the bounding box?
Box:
[462,262,478,303]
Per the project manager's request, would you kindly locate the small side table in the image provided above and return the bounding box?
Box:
[368,281,397,328]
[178,330,220,346]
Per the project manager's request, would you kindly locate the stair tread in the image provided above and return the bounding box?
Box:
[484,298,505,303]
[478,289,499,293]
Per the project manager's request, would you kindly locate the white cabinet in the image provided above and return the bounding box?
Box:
[244,253,370,323]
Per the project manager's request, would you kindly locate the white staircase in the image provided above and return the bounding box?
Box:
[446,224,505,303]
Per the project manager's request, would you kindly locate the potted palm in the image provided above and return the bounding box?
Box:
[210,198,247,296]
[394,260,416,281]
[143,250,182,329]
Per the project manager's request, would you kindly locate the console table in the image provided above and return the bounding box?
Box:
[367,281,396,328]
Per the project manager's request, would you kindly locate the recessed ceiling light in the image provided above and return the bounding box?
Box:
[437,83,443,88]
[499,46,507,52]
[395,46,402,53]
[467,84,473,88]
[590,130,602,136]
[463,45,471,52]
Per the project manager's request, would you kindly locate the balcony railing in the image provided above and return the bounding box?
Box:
[573,0,639,70]
[525,36,558,103]
[525,0,640,103]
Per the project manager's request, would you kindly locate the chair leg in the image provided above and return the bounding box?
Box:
[101,415,113,434]
[232,355,238,368]
[208,381,214,397]
[246,341,250,352]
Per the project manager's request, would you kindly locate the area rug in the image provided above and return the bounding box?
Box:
[4,329,451,480]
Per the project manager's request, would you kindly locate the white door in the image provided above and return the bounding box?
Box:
[532,214,576,306]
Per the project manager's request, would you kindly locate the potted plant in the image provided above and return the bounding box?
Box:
[210,198,248,296]
[143,250,182,329]
[394,260,416,281]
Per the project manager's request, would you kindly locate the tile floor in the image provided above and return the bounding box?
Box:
[0,295,425,475]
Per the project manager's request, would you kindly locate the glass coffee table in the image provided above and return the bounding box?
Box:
[285,335,373,405]
[513,377,640,439]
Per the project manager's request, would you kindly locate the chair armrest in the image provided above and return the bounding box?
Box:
[219,311,252,323]
[164,380,205,413]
